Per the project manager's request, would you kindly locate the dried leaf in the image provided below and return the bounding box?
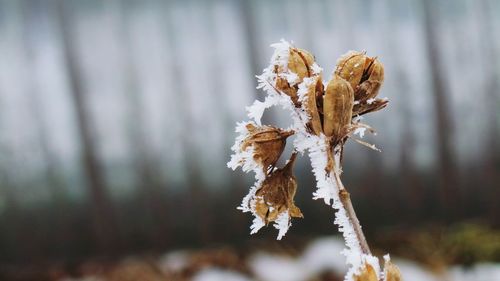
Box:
[323,75,354,143]
[276,75,300,106]
[353,98,388,116]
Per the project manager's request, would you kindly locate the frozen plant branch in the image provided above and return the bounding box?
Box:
[228,40,400,281]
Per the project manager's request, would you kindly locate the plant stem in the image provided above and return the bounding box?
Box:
[332,147,372,255]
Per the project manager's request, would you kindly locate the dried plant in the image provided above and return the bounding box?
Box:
[228,40,400,281]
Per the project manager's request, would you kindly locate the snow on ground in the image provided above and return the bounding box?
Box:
[158,250,192,274]
[248,237,500,281]
[249,252,309,281]
[448,263,500,281]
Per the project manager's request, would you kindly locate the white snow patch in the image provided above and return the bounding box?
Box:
[158,250,191,273]
[447,263,500,281]
[300,237,348,275]
[249,252,308,281]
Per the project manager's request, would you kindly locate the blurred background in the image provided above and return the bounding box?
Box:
[0,0,499,280]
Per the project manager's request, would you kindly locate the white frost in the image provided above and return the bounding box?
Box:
[274,211,291,240]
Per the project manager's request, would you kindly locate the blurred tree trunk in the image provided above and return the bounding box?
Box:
[21,0,71,257]
[477,0,500,226]
[237,0,261,89]
[113,0,170,250]
[421,0,460,220]
[162,0,209,244]
[396,72,423,216]
[56,0,120,254]
[379,0,423,217]
[207,1,247,241]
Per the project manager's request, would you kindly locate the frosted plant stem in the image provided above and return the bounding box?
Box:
[332,147,372,256]
[338,185,372,255]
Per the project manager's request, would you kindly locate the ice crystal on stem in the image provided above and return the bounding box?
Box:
[228,40,400,281]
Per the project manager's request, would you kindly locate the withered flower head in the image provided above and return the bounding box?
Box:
[335,51,386,116]
[242,124,294,172]
[275,47,316,106]
[254,153,302,224]
[323,74,354,143]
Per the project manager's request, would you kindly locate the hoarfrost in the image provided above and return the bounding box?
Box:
[274,211,291,240]
[311,62,323,75]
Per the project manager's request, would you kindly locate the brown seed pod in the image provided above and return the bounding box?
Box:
[274,48,316,107]
[353,263,378,281]
[254,153,302,224]
[303,76,324,135]
[335,51,367,91]
[383,260,402,281]
[355,58,384,103]
[323,75,354,143]
[242,124,294,172]
[288,48,315,80]
[335,51,385,116]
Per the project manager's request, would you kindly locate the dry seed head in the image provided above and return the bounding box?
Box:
[383,260,402,281]
[335,51,367,91]
[323,74,354,142]
[355,58,385,103]
[254,153,302,224]
[353,263,378,281]
[336,51,385,115]
[274,48,315,107]
[304,76,324,135]
[288,48,315,80]
[242,124,294,172]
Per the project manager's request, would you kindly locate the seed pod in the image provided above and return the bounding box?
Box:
[335,51,366,91]
[355,58,384,102]
[354,263,378,281]
[384,260,402,281]
[323,75,354,142]
[336,51,385,112]
[242,124,294,172]
[255,153,302,224]
[274,48,316,107]
[288,48,315,80]
[303,76,324,135]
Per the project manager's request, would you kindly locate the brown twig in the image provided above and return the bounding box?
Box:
[332,147,372,255]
